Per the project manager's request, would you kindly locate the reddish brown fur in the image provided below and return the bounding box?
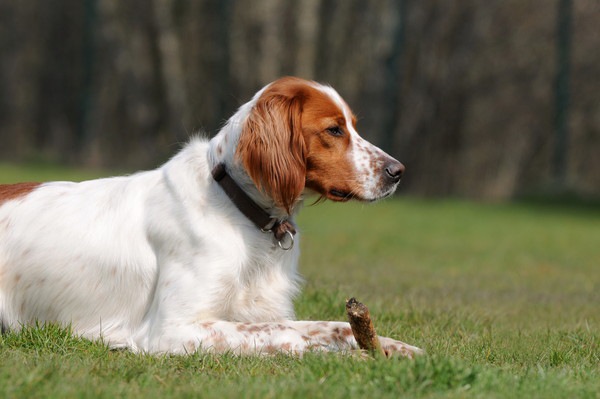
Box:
[237,78,307,213]
[301,85,360,202]
[0,182,41,205]
[236,77,360,212]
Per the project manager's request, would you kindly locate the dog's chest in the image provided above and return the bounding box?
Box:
[207,246,300,322]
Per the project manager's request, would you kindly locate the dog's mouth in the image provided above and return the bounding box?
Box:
[327,184,399,203]
[327,189,354,202]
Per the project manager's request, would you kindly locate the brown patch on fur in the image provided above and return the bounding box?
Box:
[247,324,266,333]
[184,340,197,353]
[236,77,307,213]
[280,342,292,351]
[291,79,360,202]
[0,182,41,205]
[263,344,278,353]
[208,331,229,352]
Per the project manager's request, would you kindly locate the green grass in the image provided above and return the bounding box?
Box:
[1,165,599,398]
[0,162,122,184]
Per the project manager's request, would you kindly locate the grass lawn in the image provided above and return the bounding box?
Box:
[1,165,599,398]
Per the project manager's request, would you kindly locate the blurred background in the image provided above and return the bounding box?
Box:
[0,0,598,200]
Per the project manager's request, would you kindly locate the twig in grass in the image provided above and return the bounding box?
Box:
[345,297,386,357]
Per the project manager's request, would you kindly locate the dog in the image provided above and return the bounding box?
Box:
[0,77,422,357]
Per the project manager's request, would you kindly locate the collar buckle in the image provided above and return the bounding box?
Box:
[260,217,279,232]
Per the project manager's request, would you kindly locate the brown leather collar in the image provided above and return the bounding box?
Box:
[211,163,296,249]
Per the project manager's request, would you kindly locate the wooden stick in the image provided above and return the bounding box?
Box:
[345,297,386,357]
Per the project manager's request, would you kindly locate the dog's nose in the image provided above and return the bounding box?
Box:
[384,160,405,183]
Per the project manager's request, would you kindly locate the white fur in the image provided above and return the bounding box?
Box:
[0,80,421,357]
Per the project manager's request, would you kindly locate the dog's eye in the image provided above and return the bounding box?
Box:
[326,126,344,137]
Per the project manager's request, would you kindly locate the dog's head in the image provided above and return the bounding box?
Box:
[236,77,405,213]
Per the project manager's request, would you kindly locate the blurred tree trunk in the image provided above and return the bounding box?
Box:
[152,0,189,143]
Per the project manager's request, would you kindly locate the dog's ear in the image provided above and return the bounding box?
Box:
[236,89,307,214]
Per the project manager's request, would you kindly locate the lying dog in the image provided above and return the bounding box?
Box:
[0,77,421,357]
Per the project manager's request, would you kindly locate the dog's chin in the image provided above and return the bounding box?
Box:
[325,184,399,203]
[356,185,399,203]
[378,185,399,200]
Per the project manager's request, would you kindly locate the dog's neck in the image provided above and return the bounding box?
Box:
[208,99,299,222]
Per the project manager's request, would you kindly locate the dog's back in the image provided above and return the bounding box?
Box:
[0,172,160,340]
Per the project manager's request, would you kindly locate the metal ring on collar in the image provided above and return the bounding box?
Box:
[277,230,294,250]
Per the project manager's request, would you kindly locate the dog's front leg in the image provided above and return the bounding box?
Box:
[289,321,423,358]
[166,320,422,357]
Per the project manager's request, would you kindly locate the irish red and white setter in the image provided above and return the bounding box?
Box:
[0,77,422,357]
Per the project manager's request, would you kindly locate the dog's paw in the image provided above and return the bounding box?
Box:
[378,336,424,359]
